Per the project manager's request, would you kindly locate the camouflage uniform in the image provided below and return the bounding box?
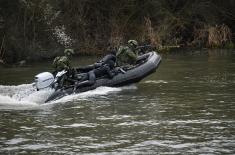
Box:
[53,56,71,72]
[53,49,74,72]
[52,49,74,88]
[116,40,138,67]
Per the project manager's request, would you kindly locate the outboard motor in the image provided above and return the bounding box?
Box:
[34,72,54,91]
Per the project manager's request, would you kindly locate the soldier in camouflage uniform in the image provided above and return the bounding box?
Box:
[52,49,75,89]
[116,40,138,67]
[53,49,74,73]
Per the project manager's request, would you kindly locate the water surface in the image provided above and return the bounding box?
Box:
[0,50,235,154]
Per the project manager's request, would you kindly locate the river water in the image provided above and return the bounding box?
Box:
[0,50,235,154]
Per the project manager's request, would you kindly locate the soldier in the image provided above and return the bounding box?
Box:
[53,49,74,73]
[52,49,75,89]
[74,58,116,89]
[116,40,138,67]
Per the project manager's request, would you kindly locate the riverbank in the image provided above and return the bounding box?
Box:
[0,1,235,64]
[1,48,234,68]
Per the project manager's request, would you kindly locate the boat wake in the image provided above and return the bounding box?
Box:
[0,84,52,110]
[0,84,134,110]
[52,86,123,104]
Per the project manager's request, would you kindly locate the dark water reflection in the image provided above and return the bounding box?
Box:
[0,50,235,154]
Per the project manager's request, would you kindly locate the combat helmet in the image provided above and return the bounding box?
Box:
[128,40,138,48]
[64,49,74,56]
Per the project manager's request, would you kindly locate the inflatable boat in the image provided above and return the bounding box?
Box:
[34,51,161,102]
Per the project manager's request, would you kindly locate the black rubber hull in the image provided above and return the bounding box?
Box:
[45,52,161,102]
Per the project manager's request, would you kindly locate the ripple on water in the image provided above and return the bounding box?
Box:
[144,80,168,84]
[64,123,97,128]
[116,120,160,127]
[96,115,133,121]
[5,138,29,145]
[22,144,60,150]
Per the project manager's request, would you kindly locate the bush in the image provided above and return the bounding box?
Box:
[0,0,235,63]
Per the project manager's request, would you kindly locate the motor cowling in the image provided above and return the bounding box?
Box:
[34,72,54,90]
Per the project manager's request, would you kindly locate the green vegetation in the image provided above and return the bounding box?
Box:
[0,0,235,64]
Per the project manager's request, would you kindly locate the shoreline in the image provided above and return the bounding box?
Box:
[1,48,234,67]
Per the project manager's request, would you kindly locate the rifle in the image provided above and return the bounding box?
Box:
[136,45,180,54]
[158,45,180,51]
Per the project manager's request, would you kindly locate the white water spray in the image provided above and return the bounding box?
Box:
[0,84,53,109]
[0,83,136,110]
